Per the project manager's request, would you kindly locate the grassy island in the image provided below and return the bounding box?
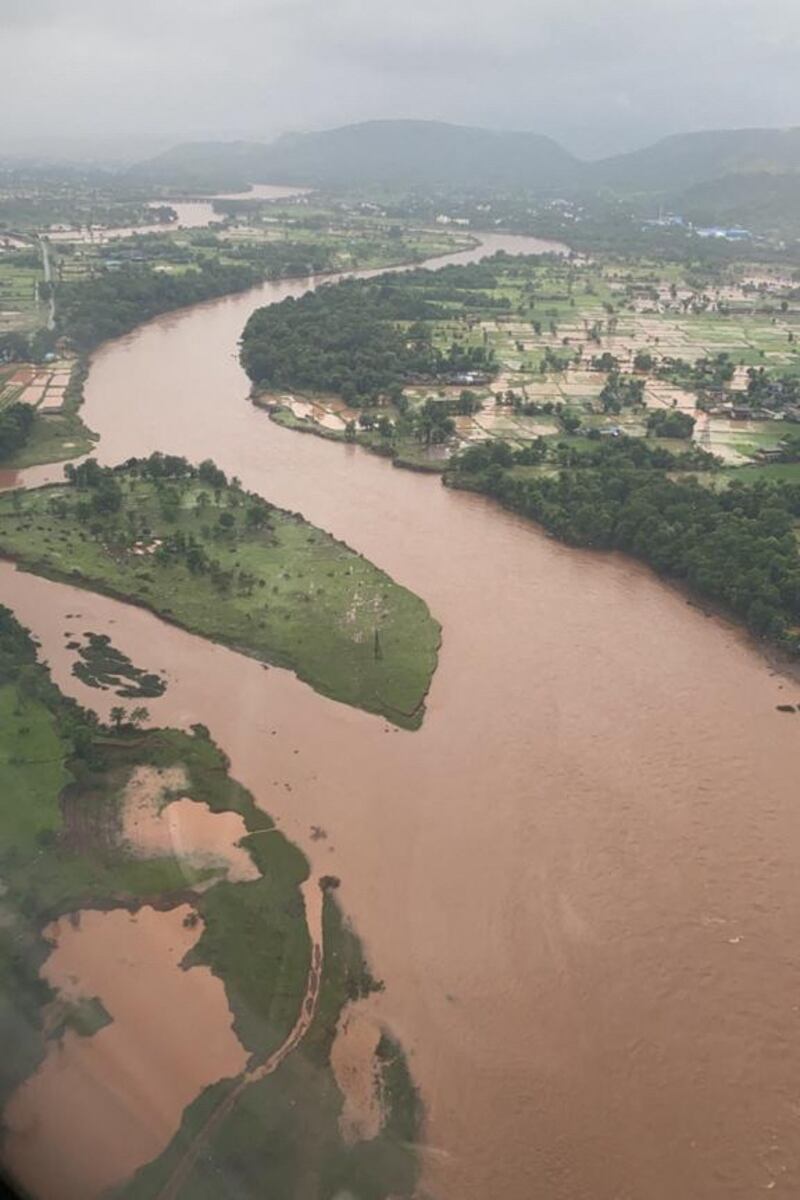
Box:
[0,455,439,727]
[0,604,421,1196]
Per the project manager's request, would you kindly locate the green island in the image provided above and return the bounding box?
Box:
[70,631,167,699]
[0,603,420,1197]
[0,454,440,728]
[240,250,800,654]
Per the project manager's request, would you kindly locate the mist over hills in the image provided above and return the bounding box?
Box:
[593,126,800,193]
[129,121,581,191]
[131,119,800,210]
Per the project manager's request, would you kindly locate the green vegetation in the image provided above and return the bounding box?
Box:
[246,248,800,478]
[0,251,44,334]
[71,632,166,699]
[115,900,420,1200]
[0,401,35,460]
[645,409,696,438]
[0,358,97,470]
[241,267,498,406]
[0,455,439,727]
[0,604,421,1194]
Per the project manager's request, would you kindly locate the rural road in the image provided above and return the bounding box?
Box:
[155,885,324,1200]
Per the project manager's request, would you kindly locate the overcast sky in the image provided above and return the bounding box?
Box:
[2,0,800,159]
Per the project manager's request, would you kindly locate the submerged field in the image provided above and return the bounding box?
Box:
[0,458,440,727]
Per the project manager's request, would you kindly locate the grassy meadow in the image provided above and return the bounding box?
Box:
[0,463,440,727]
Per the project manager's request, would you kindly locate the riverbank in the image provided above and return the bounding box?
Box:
[443,444,800,663]
[237,245,800,680]
[256,395,450,473]
[0,228,482,478]
[3,357,97,470]
[0,459,440,728]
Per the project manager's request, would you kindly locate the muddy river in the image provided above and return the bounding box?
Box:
[45,183,305,243]
[2,232,800,1200]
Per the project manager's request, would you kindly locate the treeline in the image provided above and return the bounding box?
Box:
[0,402,35,462]
[63,452,238,517]
[0,329,57,365]
[62,454,277,588]
[446,441,800,649]
[241,266,502,405]
[212,237,338,278]
[455,432,717,474]
[55,261,262,351]
[182,229,340,278]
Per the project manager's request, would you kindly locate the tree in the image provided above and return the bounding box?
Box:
[646,409,696,439]
[130,706,150,729]
[110,706,126,731]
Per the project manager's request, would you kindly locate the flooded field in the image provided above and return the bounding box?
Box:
[3,905,247,1200]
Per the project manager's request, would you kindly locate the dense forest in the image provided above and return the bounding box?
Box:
[55,261,262,351]
[241,265,502,405]
[446,439,800,650]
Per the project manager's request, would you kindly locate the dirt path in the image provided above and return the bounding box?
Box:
[155,880,324,1200]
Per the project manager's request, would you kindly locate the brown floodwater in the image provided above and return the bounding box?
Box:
[331,998,386,1144]
[2,906,247,1200]
[45,184,307,243]
[3,231,800,1199]
[121,764,261,888]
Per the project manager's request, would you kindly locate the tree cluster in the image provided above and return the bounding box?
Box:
[746,368,800,410]
[240,268,499,406]
[645,409,696,438]
[0,402,35,462]
[599,372,646,413]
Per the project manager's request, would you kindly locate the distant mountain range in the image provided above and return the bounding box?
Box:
[130,119,800,215]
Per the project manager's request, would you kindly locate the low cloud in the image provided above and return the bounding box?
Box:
[1,0,799,158]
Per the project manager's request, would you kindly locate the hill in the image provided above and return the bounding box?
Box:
[127,140,266,191]
[592,127,800,193]
[131,120,800,234]
[675,170,800,236]
[130,119,581,191]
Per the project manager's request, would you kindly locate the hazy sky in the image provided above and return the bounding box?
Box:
[3,0,800,159]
